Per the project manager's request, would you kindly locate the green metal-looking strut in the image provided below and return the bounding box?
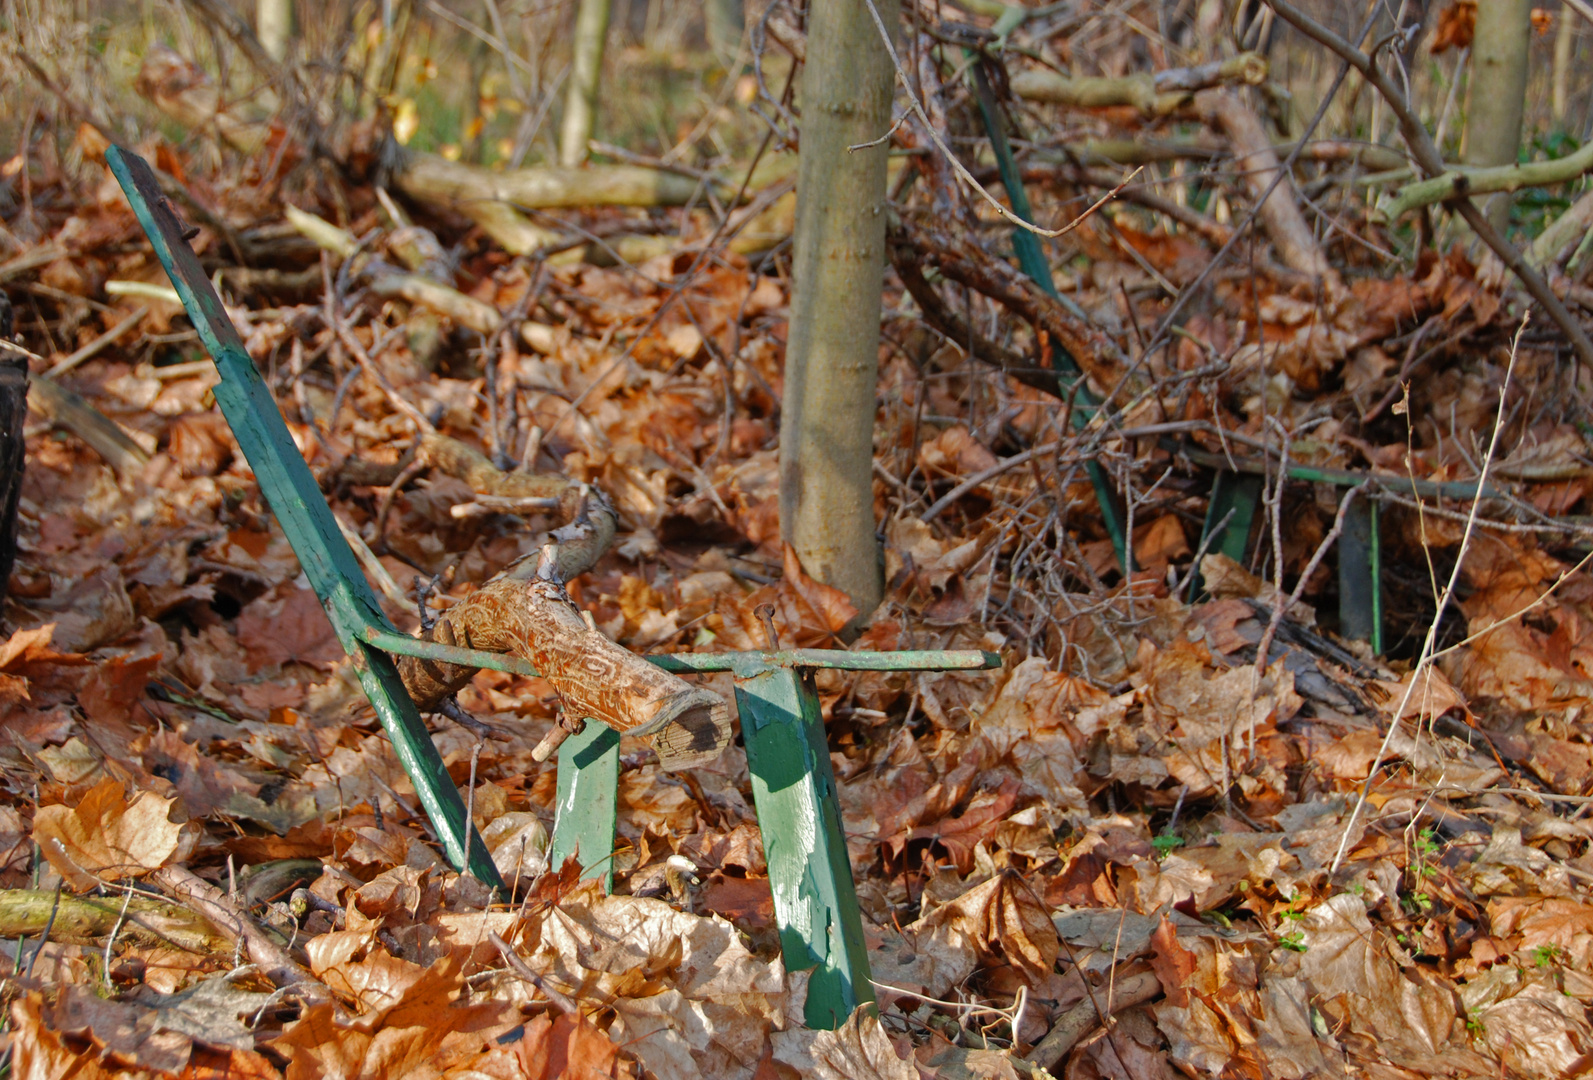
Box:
[969,58,1135,577]
[107,146,506,888]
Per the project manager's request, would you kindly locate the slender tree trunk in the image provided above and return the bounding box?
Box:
[1465,0,1533,231]
[559,0,612,167]
[705,0,745,69]
[777,0,896,618]
[257,0,291,61]
[1554,5,1576,123]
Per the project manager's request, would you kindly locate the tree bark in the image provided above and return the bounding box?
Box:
[560,0,613,167]
[0,888,228,954]
[1554,4,1576,121]
[1010,52,1268,116]
[256,0,291,61]
[778,0,897,619]
[1465,0,1533,231]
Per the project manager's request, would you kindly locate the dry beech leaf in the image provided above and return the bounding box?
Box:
[770,1008,916,1080]
[882,870,1059,999]
[10,991,123,1080]
[782,543,859,632]
[271,951,519,1079]
[1147,915,1196,1007]
[516,884,790,1080]
[33,778,197,889]
[511,1011,630,1079]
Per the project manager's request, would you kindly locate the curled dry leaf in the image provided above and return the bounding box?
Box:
[33,778,197,889]
[271,950,522,1079]
[781,543,859,633]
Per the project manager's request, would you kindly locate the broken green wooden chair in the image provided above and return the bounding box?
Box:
[109,145,1000,1029]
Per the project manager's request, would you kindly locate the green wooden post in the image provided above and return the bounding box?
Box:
[549,722,621,892]
[107,146,503,888]
[1338,496,1383,652]
[736,666,874,1029]
[1188,471,1264,602]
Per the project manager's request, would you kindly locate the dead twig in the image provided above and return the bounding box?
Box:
[151,865,336,1012]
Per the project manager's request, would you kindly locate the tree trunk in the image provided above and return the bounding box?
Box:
[256,0,291,61]
[1554,4,1576,122]
[777,0,896,619]
[1465,0,1533,231]
[559,0,613,167]
[705,0,745,69]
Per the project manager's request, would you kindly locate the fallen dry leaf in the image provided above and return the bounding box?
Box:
[33,778,197,889]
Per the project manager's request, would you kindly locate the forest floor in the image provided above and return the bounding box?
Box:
[6,5,1593,1078]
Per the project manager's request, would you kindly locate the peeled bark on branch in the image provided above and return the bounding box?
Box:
[284,206,561,353]
[1202,89,1335,282]
[1011,52,1268,116]
[395,497,729,771]
[132,50,706,215]
[392,153,705,211]
[400,574,729,771]
[1530,188,1593,270]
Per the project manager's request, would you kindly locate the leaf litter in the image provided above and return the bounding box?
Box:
[6,12,1593,1080]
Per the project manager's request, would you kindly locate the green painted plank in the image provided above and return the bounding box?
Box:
[1188,470,1263,603]
[1338,496,1383,653]
[549,721,621,893]
[108,146,502,890]
[737,667,874,1029]
[1176,443,1508,501]
[361,625,542,678]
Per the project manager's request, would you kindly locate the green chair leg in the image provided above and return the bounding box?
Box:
[550,722,621,893]
[107,146,503,888]
[736,667,875,1030]
[1338,496,1383,653]
[1189,470,1264,602]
